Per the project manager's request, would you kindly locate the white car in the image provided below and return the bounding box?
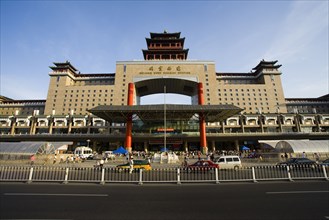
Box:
[104,151,116,160]
[214,155,242,170]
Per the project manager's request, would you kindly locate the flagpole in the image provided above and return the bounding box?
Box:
[164,85,166,152]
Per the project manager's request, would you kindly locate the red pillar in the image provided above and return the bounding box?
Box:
[125,83,134,153]
[198,83,208,154]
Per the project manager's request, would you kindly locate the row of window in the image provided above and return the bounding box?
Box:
[61,93,115,98]
[64,89,114,93]
[221,80,259,84]
[219,97,271,102]
[220,101,271,106]
[219,93,272,97]
[219,88,267,92]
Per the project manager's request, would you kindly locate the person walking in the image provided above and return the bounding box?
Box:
[30,154,35,166]
[53,154,57,164]
[314,153,320,163]
[284,152,288,161]
[183,154,189,167]
[129,158,134,174]
[99,158,105,168]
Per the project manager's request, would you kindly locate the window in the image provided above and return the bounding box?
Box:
[204,64,208,72]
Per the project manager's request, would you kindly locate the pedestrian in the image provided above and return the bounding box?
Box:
[210,153,214,161]
[53,154,57,164]
[197,151,201,161]
[284,152,288,161]
[302,152,306,158]
[314,153,320,162]
[183,155,189,167]
[94,160,100,168]
[129,158,134,174]
[30,154,35,166]
[100,158,105,168]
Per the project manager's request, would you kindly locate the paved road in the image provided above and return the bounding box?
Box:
[1,181,328,220]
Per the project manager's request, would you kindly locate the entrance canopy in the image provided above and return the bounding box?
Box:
[0,142,73,155]
[275,140,329,153]
[89,104,242,123]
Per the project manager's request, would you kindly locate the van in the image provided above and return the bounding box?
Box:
[74,146,94,159]
[214,155,242,170]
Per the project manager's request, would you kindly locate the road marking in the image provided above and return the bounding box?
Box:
[266,191,329,194]
[4,193,108,197]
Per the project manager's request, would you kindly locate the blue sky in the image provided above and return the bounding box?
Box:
[1,0,328,104]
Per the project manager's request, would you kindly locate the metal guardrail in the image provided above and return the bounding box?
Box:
[0,165,328,184]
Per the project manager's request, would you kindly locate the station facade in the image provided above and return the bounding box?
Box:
[1,31,328,153]
[44,31,286,116]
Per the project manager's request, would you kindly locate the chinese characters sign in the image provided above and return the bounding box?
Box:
[139,66,191,75]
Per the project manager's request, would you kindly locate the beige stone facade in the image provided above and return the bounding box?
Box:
[0,98,45,116]
[44,59,287,116]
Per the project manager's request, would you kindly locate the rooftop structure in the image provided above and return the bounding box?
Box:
[143,31,189,60]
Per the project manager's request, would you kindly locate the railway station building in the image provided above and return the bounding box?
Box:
[1,31,328,153]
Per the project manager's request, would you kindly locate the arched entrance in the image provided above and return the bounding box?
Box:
[133,76,200,105]
[127,77,207,153]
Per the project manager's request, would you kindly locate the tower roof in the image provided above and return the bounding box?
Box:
[50,61,78,72]
[150,31,181,39]
[252,60,282,71]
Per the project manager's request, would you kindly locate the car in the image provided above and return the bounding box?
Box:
[104,151,116,160]
[116,160,152,171]
[185,160,220,171]
[277,157,317,168]
[214,155,242,170]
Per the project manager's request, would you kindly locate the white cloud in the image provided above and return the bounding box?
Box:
[264,1,328,62]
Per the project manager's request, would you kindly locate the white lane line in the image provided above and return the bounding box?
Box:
[266,191,329,194]
[4,193,108,197]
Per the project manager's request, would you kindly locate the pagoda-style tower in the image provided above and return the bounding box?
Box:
[142,31,189,60]
[252,60,282,74]
[49,61,78,74]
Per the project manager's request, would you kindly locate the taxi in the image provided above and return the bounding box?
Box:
[116,159,152,171]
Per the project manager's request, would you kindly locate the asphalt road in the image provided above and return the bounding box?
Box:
[1,181,328,220]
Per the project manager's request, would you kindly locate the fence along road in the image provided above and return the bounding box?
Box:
[0,165,328,184]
